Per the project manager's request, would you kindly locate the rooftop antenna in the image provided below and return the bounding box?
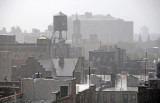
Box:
[104,71,105,81]
[73,61,76,79]
[145,52,147,85]
[89,67,91,87]
[72,71,75,78]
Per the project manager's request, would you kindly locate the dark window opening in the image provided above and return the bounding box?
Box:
[131,94,136,102]
[110,94,115,102]
[60,86,68,98]
[123,94,128,103]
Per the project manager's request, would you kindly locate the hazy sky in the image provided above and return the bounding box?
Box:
[0,0,160,33]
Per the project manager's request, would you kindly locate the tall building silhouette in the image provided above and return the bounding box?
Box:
[147,34,150,41]
[138,34,142,42]
[69,12,133,43]
[140,26,149,41]
[72,14,82,47]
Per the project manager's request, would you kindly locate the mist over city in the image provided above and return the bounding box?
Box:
[0,0,160,103]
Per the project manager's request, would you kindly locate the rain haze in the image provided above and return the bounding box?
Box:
[1,0,160,103]
[0,0,160,33]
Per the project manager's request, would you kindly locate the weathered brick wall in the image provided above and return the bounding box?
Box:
[0,39,51,60]
[0,51,12,82]
[71,79,76,103]
[12,57,52,80]
[1,45,50,59]
[76,85,96,103]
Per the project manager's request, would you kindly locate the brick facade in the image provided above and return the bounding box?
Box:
[12,57,52,81]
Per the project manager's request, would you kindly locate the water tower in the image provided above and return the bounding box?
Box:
[51,12,68,58]
[52,12,67,43]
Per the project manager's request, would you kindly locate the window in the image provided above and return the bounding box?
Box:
[123,94,128,103]
[131,94,136,102]
[103,94,107,102]
[60,86,68,98]
[110,94,115,102]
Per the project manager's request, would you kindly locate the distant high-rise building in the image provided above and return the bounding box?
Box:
[140,26,149,41]
[147,34,150,41]
[138,34,142,42]
[0,27,7,34]
[0,35,16,44]
[69,12,133,43]
[10,26,22,34]
[82,34,101,59]
[72,14,82,47]
[48,25,53,33]
[32,28,40,35]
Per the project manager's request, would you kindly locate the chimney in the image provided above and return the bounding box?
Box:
[111,73,116,87]
[35,72,42,78]
[58,57,64,68]
[157,63,160,78]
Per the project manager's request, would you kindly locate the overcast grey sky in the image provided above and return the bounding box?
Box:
[0,0,160,33]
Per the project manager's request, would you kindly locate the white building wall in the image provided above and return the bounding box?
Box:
[22,78,73,102]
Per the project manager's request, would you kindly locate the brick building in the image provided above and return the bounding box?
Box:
[0,36,51,60]
[89,47,126,68]
[12,57,52,81]
[138,63,160,103]
[76,84,96,103]
[0,35,16,45]
[96,87,138,103]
